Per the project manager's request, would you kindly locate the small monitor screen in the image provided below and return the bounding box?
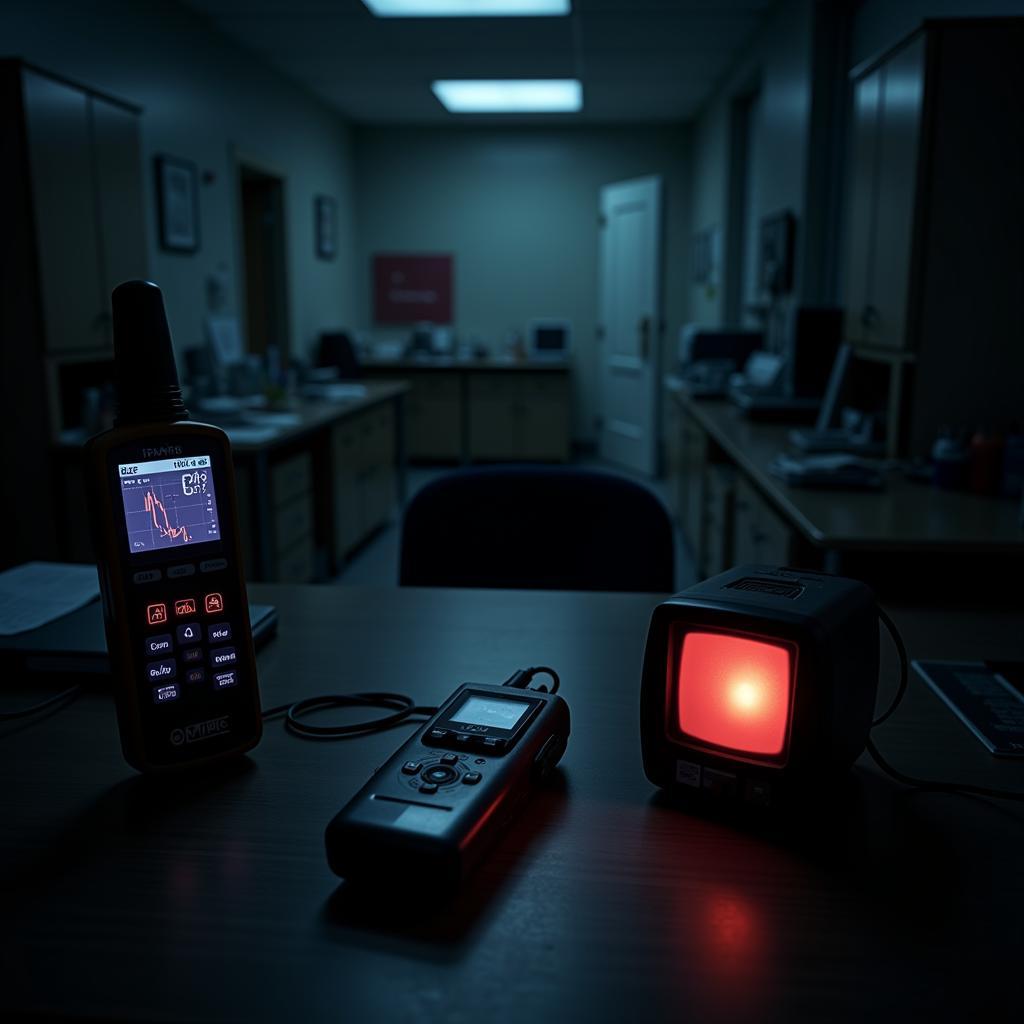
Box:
[535,327,566,351]
[451,695,531,731]
[677,631,792,757]
[118,455,222,554]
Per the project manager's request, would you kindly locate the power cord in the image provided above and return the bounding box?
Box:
[0,684,82,722]
[262,666,559,740]
[870,612,1024,801]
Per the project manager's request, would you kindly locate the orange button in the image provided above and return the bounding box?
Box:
[204,592,224,615]
[174,598,197,617]
[146,602,168,626]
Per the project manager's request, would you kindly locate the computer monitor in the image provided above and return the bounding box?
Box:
[814,342,853,431]
[527,320,571,361]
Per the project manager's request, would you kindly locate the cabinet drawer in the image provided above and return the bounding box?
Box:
[270,452,312,507]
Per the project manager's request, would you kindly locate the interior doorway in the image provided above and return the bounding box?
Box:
[238,162,289,359]
[597,174,663,477]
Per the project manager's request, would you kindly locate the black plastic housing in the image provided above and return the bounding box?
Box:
[640,565,878,809]
[326,683,570,889]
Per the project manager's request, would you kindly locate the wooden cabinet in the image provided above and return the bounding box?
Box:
[677,411,707,558]
[332,404,397,562]
[0,61,145,565]
[842,20,1024,455]
[843,38,924,352]
[270,452,315,583]
[406,373,462,460]
[468,372,570,462]
[733,476,793,568]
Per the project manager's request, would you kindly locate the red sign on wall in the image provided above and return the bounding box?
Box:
[373,253,453,325]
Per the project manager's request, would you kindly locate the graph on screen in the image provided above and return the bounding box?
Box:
[119,456,222,554]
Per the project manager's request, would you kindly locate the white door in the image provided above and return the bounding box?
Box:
[598,175,662,475]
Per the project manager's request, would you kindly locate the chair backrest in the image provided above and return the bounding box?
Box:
[399,466,674,592]
[316,331,361,380]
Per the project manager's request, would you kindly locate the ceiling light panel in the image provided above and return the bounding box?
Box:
[432,79,582,113]
[363,1,570,16]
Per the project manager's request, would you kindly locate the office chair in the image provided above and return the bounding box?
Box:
[316,331,361,380]
[399,465,674,592]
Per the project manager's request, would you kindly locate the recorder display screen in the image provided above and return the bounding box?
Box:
[451,696,531,730]
[118,455,221,553]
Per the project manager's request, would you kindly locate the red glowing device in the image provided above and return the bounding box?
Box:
[641,565,879,807]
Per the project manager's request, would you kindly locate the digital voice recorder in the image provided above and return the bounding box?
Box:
[326,682,570,887]
[85,280,262,772]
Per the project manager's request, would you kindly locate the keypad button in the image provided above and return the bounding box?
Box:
[176,622,201,645]
[200,558,228,573]
[146,603,168,626]
[483,737,505,752]
[427,728,448,743]
[133,570,162,585]
[419,782,438,795]
[208,622,232,644]
[167,563,196,579]
[401,761,422,776]
[213,670,238,690]
[153,683,179,704]
[146,659,177,683]
[204,593,225,615]
[462,772,483,785]
[423,765,458,786]
[181,646,203,665]
[184,667,206,684]
[440,753,459,765]
[210,646,237,668]
[145,634,173,657]
[174,598,197,617]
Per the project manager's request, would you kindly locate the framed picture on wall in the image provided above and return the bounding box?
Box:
[315,195,337,260]
[154,155,199,253]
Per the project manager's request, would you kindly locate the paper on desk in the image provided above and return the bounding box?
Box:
[0,562,100,636]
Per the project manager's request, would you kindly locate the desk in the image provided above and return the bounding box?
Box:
[2,586,1023,1020]
[666,387,1024,593]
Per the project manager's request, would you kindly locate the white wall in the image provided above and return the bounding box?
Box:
[353,125,690,444]
[0,0,357,360]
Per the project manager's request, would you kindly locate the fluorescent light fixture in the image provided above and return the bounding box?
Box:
[363,1,569,15]
[432,79,582,113]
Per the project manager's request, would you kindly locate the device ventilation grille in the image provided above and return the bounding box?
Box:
[726,577,804,599]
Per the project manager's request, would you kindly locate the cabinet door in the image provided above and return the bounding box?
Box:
[678,413,707,558]
[523,374,570,461]
[843,68,882,345]
[22,71,105,353]
[92,97,147,341]
[407,374,462,460]
[870,36,925,350]
[468,374,523,460]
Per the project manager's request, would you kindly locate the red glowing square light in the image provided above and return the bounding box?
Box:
[677,631,792,757]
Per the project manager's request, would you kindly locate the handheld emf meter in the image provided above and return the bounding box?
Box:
[85,281,262,772]
[326,681,570,888]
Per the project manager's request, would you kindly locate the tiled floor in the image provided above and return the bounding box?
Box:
[334,457,698,591]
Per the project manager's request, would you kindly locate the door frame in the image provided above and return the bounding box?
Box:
[229,147,291,360]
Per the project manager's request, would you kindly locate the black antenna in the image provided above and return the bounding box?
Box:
[112,280,189,426]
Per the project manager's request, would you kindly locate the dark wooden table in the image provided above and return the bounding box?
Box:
[2,586,1023,1021]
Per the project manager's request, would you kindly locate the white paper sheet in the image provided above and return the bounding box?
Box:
[0,562,101,636]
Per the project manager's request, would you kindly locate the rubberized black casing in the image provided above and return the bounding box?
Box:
[640,565,878,807]
[325,683,570,888]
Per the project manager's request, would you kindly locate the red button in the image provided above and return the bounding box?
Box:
[204,593,224,615]
[174,598,197,617]
[146,602,168,626]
